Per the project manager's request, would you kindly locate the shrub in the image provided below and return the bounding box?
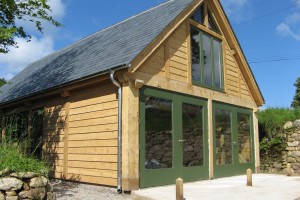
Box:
[0,140,50,176]
[258,107,300,138]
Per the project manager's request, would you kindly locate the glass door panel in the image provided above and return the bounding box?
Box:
[182,103,204,167]
[237,113,252,163]
[215,108,232,165]
[145,96,173,169]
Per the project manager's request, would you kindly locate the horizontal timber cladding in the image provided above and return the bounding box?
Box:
[137,23,188,82]
[224,44,253,101]
[43,99,66,179]
[67,82,118,186]
[137,20,254,104]
[168,23,188,82]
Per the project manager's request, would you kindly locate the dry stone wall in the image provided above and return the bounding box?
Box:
[283,119,300,175]
[262,119,300,175]
[0,172,56,200]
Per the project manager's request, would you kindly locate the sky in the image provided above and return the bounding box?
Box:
[0,0,300,108]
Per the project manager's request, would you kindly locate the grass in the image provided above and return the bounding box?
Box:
[258,107,300,138]
[0,140,49,176]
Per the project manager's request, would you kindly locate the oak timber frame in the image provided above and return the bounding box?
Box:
[0,0,263,192]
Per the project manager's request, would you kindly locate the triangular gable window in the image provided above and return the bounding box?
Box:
[190,3,221,35]
[208,10,220,34]
[191,4,204,24]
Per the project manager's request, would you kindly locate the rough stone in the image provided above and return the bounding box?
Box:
[5,191,17,196]
[5,197,18,200]
[30,176,48,188]
[23,183,30,191]
[287,157,297,163]
[0,193,4,200]
[273,162,282,169]
[19,187,46,200]
[46,183,54,192]
[293,119,300,128]
[284,121,294,130]
[10,172,38,179]
[0,178,23,191]
[292,151,300,157]
[288,141,299,147]
[0,168,9,177]
[47,192,57,200]
[292,163,300,170]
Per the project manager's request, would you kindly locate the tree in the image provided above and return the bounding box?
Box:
[0,78,7,87]
[291,77,300,108]
[0,0,62,53]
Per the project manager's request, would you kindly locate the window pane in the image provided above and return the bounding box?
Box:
[237,113,252,163]
[182,104,204,167]
[215,109,232,165]
[208,11,220,33]
[145,96,173,169]
[191,4,204,24]
[31,109,44,159]
[191,28,201,82]
[213,39,222,88]
[203,35,212,85]
[5,112,28,142]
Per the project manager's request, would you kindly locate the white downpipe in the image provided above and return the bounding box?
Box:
[109,70,122,193]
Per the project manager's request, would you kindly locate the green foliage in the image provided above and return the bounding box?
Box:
[0,110,49,176]
[258,107,300,138]
[0,139,49,176]
[0,78,7,87]
[291,77,300,108]
[0,0,62,53]
[259,136,286,155]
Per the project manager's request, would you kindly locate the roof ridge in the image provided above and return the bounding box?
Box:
[27,0,175,68]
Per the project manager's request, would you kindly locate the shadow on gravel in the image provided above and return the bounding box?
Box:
[51,180,79,199]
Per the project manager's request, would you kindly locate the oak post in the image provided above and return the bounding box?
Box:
[122,80,140,191]
[176,178,183,200]
[246,168,252,186]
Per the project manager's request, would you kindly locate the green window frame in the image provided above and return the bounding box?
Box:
[190,26,224,91]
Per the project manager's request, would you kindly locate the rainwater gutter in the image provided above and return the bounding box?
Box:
[109,69,122,194]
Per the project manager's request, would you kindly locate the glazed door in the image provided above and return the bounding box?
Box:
[139,87,208,188]
[213,103,255,178]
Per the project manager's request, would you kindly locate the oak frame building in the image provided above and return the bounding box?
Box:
[0,0,264,191]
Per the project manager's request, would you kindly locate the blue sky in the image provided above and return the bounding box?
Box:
[1,0,300,108]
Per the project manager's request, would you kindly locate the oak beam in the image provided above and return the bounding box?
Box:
[121,81,139,191]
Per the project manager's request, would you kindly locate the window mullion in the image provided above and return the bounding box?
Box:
[200,31,204,84]
[211,37,215,87]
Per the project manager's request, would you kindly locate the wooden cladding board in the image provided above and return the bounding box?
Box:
[224,44,253,101]
[67,83,118,186]
[43,102,66,178]
[138,23,188,82]
[137,20,254,103]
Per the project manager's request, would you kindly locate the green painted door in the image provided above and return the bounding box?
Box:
[139,87,209,188]
[213,102,255,178]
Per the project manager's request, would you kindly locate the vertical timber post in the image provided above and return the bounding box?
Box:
[1,116,5,143]
[253,110,260,173]
[246,168,252,186]
[122,79,141,191]
[287,163,292,176]
[176,178,183,200]
[208,98,214,179]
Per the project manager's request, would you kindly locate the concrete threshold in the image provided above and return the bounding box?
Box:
[133,174,300,200]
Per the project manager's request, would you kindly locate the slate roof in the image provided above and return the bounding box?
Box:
[0,0,194,105]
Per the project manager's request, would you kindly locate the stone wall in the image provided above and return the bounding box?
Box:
[283,119,300,175]
[0,172,56,200]
[261,119,300,175]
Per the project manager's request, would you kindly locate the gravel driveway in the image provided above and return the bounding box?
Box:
[51,180,150,200]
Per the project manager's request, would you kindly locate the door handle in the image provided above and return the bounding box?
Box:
[178,140,185,143]
[233,141,236,147]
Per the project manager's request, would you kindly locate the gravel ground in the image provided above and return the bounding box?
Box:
[51,180,150,200]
